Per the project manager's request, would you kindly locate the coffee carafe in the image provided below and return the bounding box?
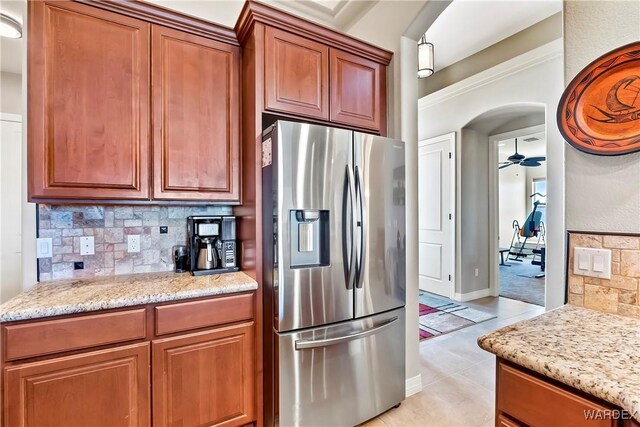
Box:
[196,237,218,270]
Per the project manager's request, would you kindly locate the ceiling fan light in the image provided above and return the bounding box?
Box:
[417,36,433,79]
[0,13,22,39]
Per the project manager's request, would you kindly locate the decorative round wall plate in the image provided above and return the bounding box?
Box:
[557,42,640,156]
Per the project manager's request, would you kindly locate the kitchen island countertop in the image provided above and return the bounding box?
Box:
[0,271,257,322]
[478,304,640,421]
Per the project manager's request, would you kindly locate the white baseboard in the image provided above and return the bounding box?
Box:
[405,374,422,397]
[453,288,491,302]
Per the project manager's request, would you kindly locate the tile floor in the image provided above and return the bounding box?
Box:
[364,296,545,427]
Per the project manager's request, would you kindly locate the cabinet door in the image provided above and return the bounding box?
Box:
[330,49,384,132]
[152,322,255,427]
[265,27,329,120]
[28,1,150,200]
[4,343,150,427]
[152,26,241,201]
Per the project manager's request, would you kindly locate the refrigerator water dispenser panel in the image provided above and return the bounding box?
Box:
[290,210,330,268]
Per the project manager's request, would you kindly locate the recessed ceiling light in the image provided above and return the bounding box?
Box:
[0,13,22,39]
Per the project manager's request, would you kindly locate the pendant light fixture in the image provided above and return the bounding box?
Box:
[0,13,22,39]
[417,35,434,78]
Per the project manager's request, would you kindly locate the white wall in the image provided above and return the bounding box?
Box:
[459,128,490,294]
[418,40,565,308]
[499,157,526,249]
[0,71,21,114]
[526,163,547,212]
[564,1,640,233]
[0,115,23,302]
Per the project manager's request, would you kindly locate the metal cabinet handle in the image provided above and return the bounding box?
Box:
[294,317,398,350]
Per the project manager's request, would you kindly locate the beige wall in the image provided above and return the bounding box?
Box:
[420,12,563,97]
[1,72,21,115]
[564,1,640,233]
[459,129,491,294]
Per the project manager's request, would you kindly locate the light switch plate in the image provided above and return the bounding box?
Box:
[573,247,611,279]
[80,236,95,256]
[36,238,53,259]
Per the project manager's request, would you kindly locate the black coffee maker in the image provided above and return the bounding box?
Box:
[187,216,239,276]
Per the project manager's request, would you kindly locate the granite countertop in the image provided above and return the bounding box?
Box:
[0,271,258,322]
[478,305,640,420]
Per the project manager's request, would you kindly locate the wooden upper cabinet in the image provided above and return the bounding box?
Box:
[151,26,241,202]
[330,48,384,132]
[152,322,255,427]
[28,1,150,201]
[4,343,150,427]
[264,27,329,120]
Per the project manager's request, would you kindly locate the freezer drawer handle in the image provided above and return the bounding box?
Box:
[294,316,398,350]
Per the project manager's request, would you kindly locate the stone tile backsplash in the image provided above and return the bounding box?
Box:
[38,205,232,281]
[568,233,640,318]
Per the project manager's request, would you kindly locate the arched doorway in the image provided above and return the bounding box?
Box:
[462,104,547,307]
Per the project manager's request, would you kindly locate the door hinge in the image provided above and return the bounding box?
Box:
[448,275,452,281]
[448,152,452,159]
[449,213,452,220]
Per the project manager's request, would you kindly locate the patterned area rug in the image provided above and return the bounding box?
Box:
[419,291,496,341]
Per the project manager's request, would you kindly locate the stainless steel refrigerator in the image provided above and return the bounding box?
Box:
[262,120,406,426]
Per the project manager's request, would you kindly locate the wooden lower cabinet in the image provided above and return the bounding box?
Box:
[4,343,150,427]
[496,359,622,427]
[497,414,523,427]
[152,322,255,427]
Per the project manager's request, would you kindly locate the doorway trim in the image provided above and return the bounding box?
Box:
[418,132,456,299]
[489,123,546,298]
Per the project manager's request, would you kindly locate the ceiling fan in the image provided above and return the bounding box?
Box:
[499,138,546,169]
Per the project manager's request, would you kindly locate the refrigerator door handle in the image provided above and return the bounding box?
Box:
[355,166,367,289]
[344,165,357,290]
[294,316,399,350]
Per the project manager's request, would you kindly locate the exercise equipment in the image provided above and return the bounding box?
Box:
[506,193,546,276]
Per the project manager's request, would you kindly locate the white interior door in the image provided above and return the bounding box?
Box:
[0,115,23,302]
[418,133,455,298]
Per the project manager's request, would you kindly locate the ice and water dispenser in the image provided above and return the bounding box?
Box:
[289,209,330,268]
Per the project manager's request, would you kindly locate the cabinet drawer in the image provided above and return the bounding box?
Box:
[497,414,523,427]
[155,293,254,336]
[4,309,147,361]
[497,362,616,427]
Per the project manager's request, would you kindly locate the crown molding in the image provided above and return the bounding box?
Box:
[419,39,563,111]
[235,0,393,64]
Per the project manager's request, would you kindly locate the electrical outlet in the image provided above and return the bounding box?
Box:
[80,236,95,256]
[474,268,479,277]
[36,238,53,258]
[127,235,140,253]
